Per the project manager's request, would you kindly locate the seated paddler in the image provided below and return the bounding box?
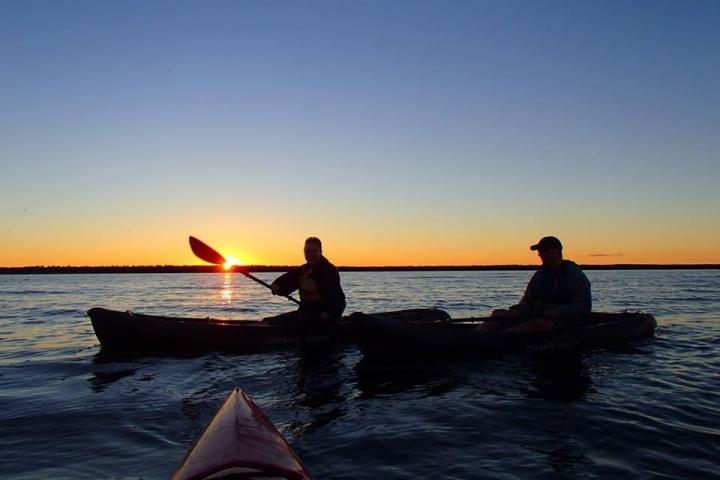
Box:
[478,235,592,333]
[269,236,346,326]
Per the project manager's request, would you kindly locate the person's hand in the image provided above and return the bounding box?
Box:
[319,312,330,323]
[270,284,280,295]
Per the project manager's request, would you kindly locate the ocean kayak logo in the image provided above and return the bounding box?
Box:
[265,335,332,345]
[525,341,576,353]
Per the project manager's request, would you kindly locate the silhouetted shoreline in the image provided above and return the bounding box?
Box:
[1,264,718,274]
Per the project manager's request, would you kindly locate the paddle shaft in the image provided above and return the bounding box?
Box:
[239,269,301,305]
[189,236,300,305]
[438,316,523,324]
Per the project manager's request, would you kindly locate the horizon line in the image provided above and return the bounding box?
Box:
[1,263,719,274]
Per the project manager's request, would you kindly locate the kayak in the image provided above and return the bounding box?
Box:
[171,386,312,480]
[87,307,449,353]
[350,311,657,357]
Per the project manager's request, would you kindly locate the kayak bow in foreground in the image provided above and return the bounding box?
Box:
[171,387,312,480]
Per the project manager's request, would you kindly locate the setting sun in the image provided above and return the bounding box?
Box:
[223,257,242,270]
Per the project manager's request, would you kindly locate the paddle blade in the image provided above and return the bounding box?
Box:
[189,236,226,265]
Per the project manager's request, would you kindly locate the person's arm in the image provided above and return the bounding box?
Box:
[316,265,346,318]
[509,272,539,317]
[270,267,302,297]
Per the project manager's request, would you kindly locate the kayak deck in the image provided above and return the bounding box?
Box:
[171,387,312,480]
[351,311,657,357]
[87,307,450,354]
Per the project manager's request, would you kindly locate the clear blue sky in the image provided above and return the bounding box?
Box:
[1,0,718,266]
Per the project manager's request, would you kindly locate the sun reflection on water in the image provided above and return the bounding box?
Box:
[220,273,233,303]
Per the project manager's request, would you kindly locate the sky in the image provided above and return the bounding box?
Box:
[1,0,718,267]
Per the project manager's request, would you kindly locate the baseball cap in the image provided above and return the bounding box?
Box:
[530,236,563,252]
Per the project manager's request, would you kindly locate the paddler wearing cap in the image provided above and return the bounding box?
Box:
[478,236,592,333]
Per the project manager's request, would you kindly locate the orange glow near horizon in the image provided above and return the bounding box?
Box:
[1,228,719,267]
[1,246,719,267]
[2,245,719,268]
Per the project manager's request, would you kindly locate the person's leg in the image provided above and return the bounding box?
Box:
[476,316,526,332]
[263,310,307,326]
[476,320,506,332]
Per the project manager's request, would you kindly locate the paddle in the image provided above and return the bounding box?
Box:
[433,314,526,324]
[189,236,301,305]
[433,317,506,324]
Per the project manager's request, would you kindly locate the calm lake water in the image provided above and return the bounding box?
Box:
[1,270,719,479]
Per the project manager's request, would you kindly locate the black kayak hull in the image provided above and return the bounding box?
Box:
[87,307,449,354]
[350,311,657,357]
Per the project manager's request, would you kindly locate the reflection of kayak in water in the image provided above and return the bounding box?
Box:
[87,307,449,353]
[351,311,657,357]
[171,387,312,480]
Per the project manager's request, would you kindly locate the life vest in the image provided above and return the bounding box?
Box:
[299,268,323,302]
[531,261,580,313]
